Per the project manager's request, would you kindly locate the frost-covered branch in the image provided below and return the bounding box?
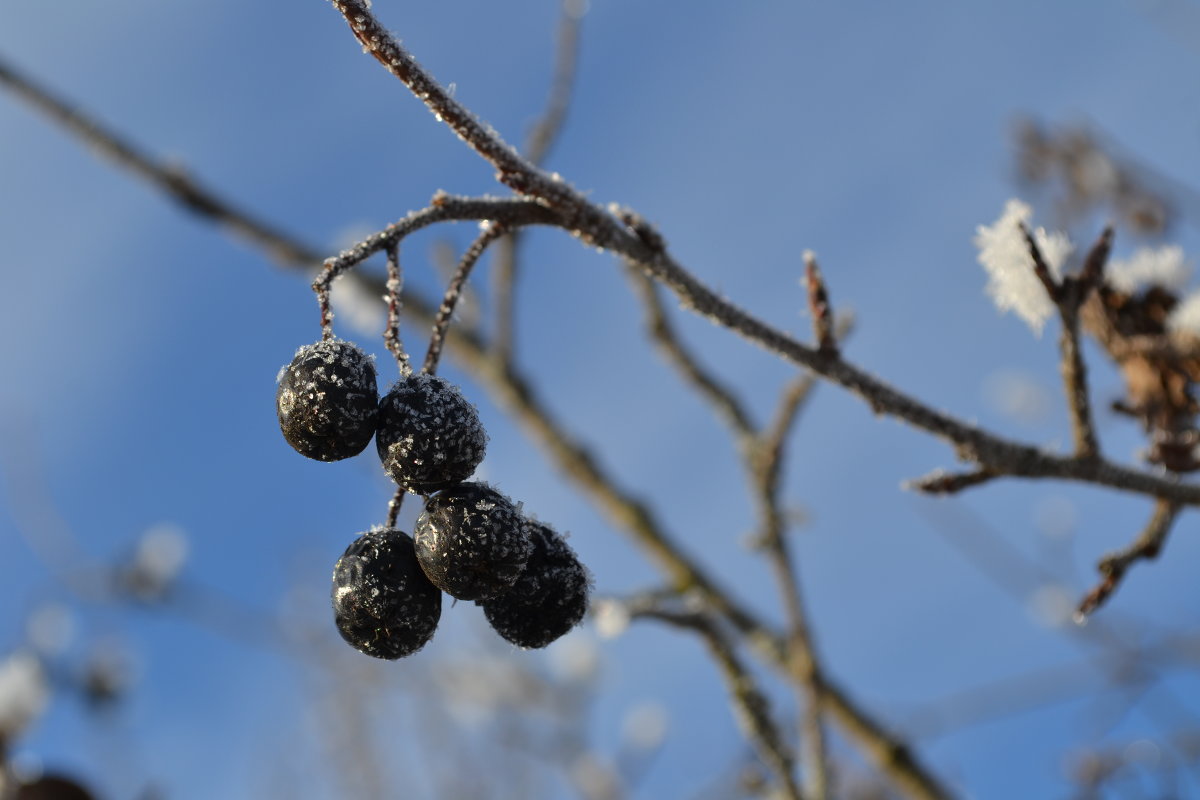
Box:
[324,1,1200,510]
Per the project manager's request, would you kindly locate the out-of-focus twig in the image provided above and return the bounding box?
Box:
[905,467,999,495]
[627,598,802,800]
[1020,223,1112,459]
[1077,499,1182,618]
[423,222,508,375]
[0,55,321,268]
[627,266,756,440]
[493,0,584,362]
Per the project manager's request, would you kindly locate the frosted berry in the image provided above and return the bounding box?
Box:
[332,527,442,659]
[481,521,590,649]
[376,374,488,493]
[414,483,531,601]
[277,339,378,461]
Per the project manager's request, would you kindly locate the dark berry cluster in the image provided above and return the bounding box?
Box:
[277,269,591,658]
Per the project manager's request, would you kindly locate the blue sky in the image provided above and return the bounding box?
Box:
[2,1,1200,798]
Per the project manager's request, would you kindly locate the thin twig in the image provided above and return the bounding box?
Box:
[752,375,829,800]
[1055,227,1113,459]
[1077,499,1183,618]
[383,244,414,375]
[525,0,582,168]
[904,467,1000,496]
[804,252,838,356]
[628,600,803,800]
[385,486,406,530]
[423,222,508,375]
[0,55,321,268]
[1056,300,1100,458]
[493,0,584,362]
[1019,222,1063,303]
[628,265,756,440]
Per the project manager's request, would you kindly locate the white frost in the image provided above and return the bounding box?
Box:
[974,199,1073,336]
[0,651,49,739]
[1167,290,1200,336]
[592,597,630,639]
[1107,245,1190,295]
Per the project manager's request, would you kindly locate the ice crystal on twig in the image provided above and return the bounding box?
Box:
[975,199,1073,335]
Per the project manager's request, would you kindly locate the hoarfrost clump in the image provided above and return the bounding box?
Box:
[1167,290,1200,336]
[974,199,1073,335]
[592,597,630,639]
[621,701,670,751]
[1106,245,1190,295]
[134,524,189,589]
[0,651,49,739]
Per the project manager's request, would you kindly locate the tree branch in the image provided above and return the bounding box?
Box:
[627,599,803,800]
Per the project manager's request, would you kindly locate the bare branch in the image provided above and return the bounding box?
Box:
[1077,499,1183,618]
[1056,299,1100,459]
[493,0,585,362]
[328,0,593,217]
[627,600,803,800]
[1054,226,1114,459]
[524,0,583,168]
[628,265,756,440]
[0,54,321,268]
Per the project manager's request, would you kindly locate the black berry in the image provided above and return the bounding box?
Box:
[277,339,378,461]
[481,520,590,649]
[414,483,531,601]
[376,373,488,493]
[15,775,96,800]
[332,527,442,659]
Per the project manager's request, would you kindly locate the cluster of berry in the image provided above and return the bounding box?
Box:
[276,337,590,658]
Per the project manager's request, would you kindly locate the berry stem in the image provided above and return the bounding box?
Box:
[384,244,414,376]
[422,222,507,375]
[386,486,406,530]
[315,281,334,341]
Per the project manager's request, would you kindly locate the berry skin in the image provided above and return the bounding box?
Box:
[332,527,442,659]
[277,339,378,461]
[376,374,488,494]
[481,520,590,649]
[413,483,531,602]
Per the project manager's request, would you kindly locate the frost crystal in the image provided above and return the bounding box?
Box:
[134,523,189,589]
[0,651,49,739]
[1167,290,1200,336]
[592,597,630,639]
[1107,245,1190,295]
[974,199,1073,335]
